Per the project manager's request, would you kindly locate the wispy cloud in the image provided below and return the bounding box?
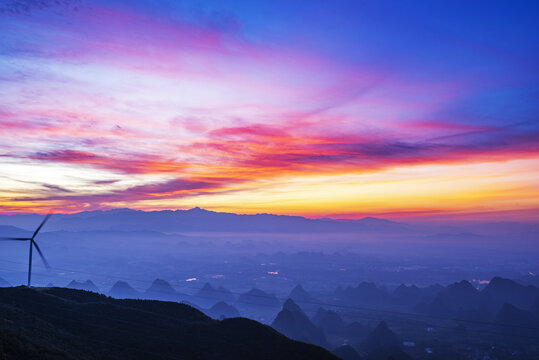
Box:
[0,0,538,219]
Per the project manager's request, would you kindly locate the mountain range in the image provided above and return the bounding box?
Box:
[0,208,418,234]
[416,277,539,324]
[272,298,328,348]
[2,274,537,358]
[40,275,539,330]
[194,282,236,307]
[0,286,336,360]
[2,208,538,238]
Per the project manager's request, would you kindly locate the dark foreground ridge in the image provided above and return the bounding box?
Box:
[0,286,337,360]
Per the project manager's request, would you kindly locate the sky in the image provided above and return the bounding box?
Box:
[0,0,538,220]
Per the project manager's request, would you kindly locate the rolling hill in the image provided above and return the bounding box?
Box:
[0,286,337,360]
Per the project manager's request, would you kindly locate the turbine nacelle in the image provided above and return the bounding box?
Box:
[0,213,52,286]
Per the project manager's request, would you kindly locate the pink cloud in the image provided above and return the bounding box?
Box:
[29,150,188,174]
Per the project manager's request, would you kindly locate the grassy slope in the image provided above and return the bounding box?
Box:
[0,287,338,360]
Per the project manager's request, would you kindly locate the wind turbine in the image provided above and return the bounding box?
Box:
[0,214,51,287]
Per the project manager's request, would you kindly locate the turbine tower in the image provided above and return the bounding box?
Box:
[0,214,51,287]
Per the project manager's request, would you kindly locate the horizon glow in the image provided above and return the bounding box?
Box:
[1,1,538,221]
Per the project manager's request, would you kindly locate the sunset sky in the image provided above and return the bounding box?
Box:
[1,0,538,220]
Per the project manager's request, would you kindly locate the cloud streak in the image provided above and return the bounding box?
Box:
[0,0,538,219]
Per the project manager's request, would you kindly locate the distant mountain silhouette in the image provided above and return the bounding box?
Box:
[343,321,370,339]
[206,301,240,319]
[430,280,480,312]
[313,308,346,336]
[109,280,140,299]
[0,277,10,287]
[0,208,413,234]
[417,277,539,320]
[272,299,328,348]
[392,284,421,304]
[181,299,203,311]
[289,284,317,304]
[359,321,400,353]
[237,288,280,309]
[0,286,337,359]
[494,303,538,329]
[194,282,236,307]
[66,279,100,293]
[144,278,179,301]
[338,282,390,306]
[454,306,492,322]
[0,225,31,238]
[482,277,539,313]
[392,283,443,307]
[414,296,453,317]
[422,283,445,297]
[332,345,362,360]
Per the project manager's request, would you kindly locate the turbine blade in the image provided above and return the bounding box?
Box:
[32,213,52,239]
[0,237,31,241]
[32,240,51,270]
